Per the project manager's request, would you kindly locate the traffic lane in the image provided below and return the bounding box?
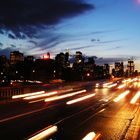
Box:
[0,87,83,120]
[0,84,129,127]
[0,84,116,122]
[0,88,114,139]
[52,90,139,140]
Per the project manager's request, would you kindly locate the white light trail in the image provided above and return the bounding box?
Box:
[23,91,58,100]
[103,82,113,88]
[45,89,86,102]
[107,83,117,88]
[28,125,58,140]
[130,91,140,104]
[66,93,95,105]
[12,91,45,99]
[118,84,126,89]
[113,90,130,102]
[82,132,96,140]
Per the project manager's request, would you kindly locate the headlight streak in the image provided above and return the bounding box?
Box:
[82,132,102,140]
[28,125,58,140]
[113,90,130,102]
[107,83,117,88]
[130,91,140,104]
[66,93,95,105]
[23,91,58,100]
[118,84,126,89]
[29,99,45,104]
[82,132,96,140]
[103,82,113,88]
[12,91,45,99]
[45,89,86,102]
[28,89,74,103]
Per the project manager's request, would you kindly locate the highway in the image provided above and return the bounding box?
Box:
[0,78,140,140]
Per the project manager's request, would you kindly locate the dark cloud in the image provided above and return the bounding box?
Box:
[69,45,94,51]
[0,0,94,38]
[10,44,16,48]
[29,40,38,46]
[37,32,65,50]
[8,33,16,39]
[98,38,128,44]
[0,30,4,34]
[0,42,3,47]
[95,57,127,65]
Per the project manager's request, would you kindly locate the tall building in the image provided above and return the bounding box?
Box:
[103,64,110,77]
[113,62,124,77]
[0,55,9,76]
[10,51,24,65]
[65,49,70,67]
[75,51,83,64]
[55,52,65,66]
[127,59,134,75]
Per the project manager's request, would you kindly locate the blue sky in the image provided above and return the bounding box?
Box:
[0,0,140,68]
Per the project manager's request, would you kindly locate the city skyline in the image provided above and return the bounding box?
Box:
[0,0,140,69]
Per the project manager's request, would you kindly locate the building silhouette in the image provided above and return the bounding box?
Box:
[127,59,134,76]
[10,51,24,65]
[112,62,124,77]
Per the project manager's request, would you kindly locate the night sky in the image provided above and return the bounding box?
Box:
[0,0,140,68]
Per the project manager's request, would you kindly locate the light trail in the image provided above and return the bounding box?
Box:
[122,78,132,83]
[28,125,58,140]
[113,90,130,102]
[117,84,126,89]
[12,91,45,99]
[130,91,140,104]
[103,82,113,88]
[138,82,140,88]
[45,89,86,102]
[66,93,95,105]
[82,132,96,140]
[82,131,101,140]
[23,91,58,100]
[28,89,74,103]
[107,83,117,88]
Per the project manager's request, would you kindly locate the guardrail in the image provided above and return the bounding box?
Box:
[0,85,42,99]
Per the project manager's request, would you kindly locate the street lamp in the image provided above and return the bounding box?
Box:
[53,70,56,78]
